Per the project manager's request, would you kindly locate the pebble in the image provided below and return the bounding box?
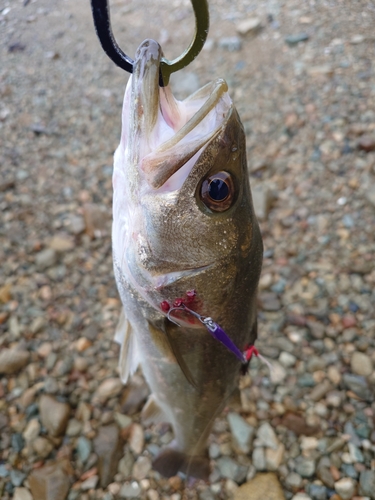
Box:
[351,352,373,377]
[296,458,316,478]
[236,17,262,36]
[76,436,92,463]
[256,423,279,450]
[23,418,41,442]
[93,424,123,488]
[13,488,33,500]
[306,484,327,500]
[343,374,372,400]
[252,447,266,471]
[119,481,141,498]
[0,348,30,374]
[81,475,99,491]
[30,460,72,500]
[359,470,375,498]
[35,248,57,271]
[66,418,83,437]
[132,456,152,480]
[218,37,242,52]
[118,449,135,478]
[265,443,285,471]
[227,412,255,453]
[252,185,274,221]
[216,456,248,482]
[33,436,54,458]
[334,477,356,500]
[10,470,26,487]
[128,423,144,454]
[39,394,70,437]
[234,472,284,500]
[94,378,123,402]
[279,351,297,368]
[285,472,303,491]
[285,33,309,46]
[49,234,75,252]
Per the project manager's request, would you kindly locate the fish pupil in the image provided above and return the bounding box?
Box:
[208,179,229,201]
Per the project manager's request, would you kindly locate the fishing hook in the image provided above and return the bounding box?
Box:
[90,0,209,86]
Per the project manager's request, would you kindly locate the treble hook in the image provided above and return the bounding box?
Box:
[90,0,209,86]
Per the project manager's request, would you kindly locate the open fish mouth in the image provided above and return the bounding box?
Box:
[122,39,233,192]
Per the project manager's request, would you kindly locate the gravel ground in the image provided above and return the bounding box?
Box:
[1,0,375,499]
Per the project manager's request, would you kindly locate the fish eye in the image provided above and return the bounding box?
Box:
[200,171,235,212]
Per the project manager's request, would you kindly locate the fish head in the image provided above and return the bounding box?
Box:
[113,39,262,337]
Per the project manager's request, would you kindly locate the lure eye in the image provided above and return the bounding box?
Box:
[200,171,235,212]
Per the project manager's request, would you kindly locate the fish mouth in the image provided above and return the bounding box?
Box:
[125,39,232,192]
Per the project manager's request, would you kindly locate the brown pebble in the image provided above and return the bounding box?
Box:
[29,459,72,500]
[39,395,70,437]
[93,424,123,488]
[0,348,30,375]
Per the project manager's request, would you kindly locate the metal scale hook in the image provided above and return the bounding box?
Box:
[90,0,209,86]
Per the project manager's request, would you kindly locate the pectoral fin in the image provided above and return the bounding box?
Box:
[115,308,140,384]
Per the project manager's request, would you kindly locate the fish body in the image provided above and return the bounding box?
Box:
[112,39,263,478]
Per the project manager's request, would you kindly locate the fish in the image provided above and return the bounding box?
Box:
[112,38,263,479]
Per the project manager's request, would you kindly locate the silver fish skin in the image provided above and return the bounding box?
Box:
[112,39,263,479]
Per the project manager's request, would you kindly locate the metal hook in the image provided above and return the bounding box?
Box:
[90,0,209,86]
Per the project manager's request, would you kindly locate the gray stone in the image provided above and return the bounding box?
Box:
[285,33,309,46]
[132,456,151,481]
[119,481,141,498]
[343,373,372,400]
[76,436,92,463]
[359,470,375,498]
[252,447,266,471]
[334,477,356,500]
[118,449,135,478]
[285,472,303,491]
[256,422,279,449]
[216,456,248,482]
[227,413,255,454]
[35,248,57,271]
[209,443,220,459]
[296,458,316,478]
[344,422,361,446]
[348,442,364,463]
[218,37,242,52]
[10,470,26,487]
[306,484,327,500]
[0,464,9,477]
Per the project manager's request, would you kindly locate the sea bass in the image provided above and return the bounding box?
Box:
[112,39,263,479]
